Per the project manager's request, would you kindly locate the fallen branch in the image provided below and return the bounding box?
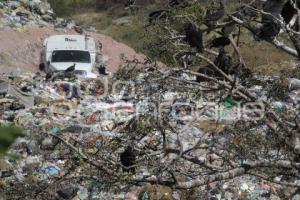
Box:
[50,133,113,175]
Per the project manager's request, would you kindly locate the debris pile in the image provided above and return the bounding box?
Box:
[1,0,300,199]
[0,0,79,31]
[0,60,299,199]
[0,72,135,199]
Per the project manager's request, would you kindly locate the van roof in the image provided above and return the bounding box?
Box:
[44,35,96,52]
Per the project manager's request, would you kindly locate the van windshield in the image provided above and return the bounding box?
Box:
[52,50,91,63]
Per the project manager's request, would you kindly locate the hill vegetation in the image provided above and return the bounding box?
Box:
[48,0,296,76]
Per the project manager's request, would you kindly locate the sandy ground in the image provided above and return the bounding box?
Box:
[0,27,145,74]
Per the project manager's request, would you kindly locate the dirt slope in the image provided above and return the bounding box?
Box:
[0,27,145,74]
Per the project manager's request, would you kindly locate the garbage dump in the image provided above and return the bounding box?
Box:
[1,0,300,199]
[0,0,79,31]
[0,59,299,199]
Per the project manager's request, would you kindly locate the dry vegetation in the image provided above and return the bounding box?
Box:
[238,34,295,76]
[56,0,297,77]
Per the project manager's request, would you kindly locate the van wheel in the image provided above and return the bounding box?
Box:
[39,63,45,71]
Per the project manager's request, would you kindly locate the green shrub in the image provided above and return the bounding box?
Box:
[0,126,23,155]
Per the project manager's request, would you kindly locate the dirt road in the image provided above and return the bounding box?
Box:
[0,27,144,74]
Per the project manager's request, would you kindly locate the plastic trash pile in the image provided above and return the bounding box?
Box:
[0,66,299,199]
[0,72,138,199]
[2,0,300,199]
[0,0,80,31]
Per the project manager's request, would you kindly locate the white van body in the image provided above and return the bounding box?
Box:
[41,35,99,78]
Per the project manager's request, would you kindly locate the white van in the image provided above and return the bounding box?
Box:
[40,35,100,78]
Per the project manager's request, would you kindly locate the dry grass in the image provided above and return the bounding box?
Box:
[72,5,299,77]
[73,12,112,31]
[239,41,295,76]
[73,11,146,54]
